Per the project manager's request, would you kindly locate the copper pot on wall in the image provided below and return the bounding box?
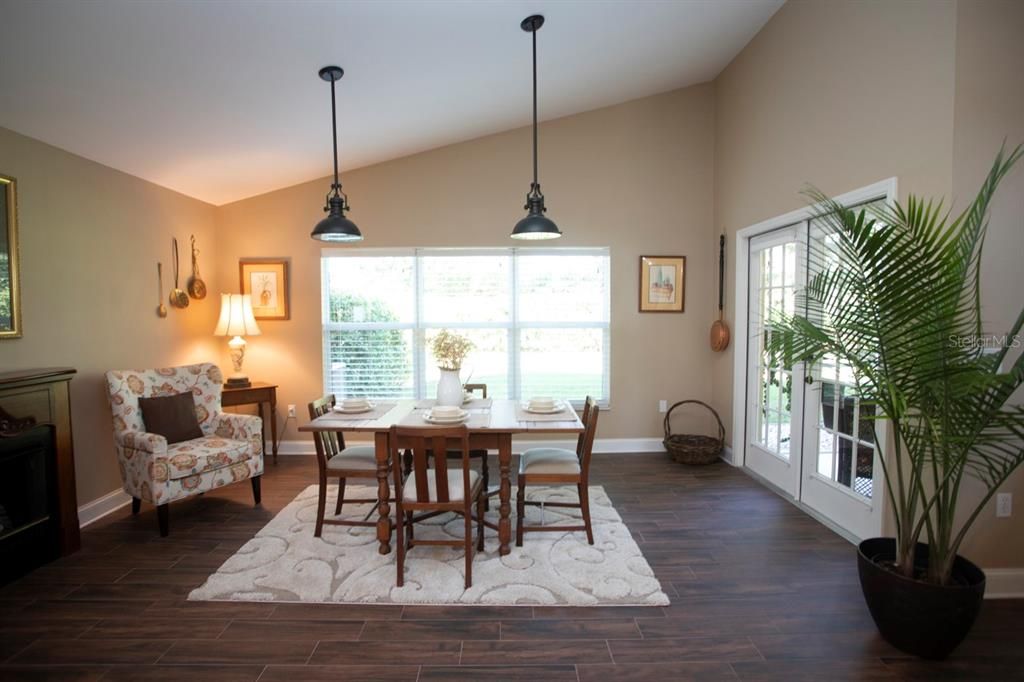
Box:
[710,235,731,352]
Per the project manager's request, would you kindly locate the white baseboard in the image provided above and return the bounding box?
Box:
[272,437,667,456]
[78,488,132,528]
[983,568,1024,599]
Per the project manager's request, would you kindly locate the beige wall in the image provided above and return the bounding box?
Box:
[950,0,1024,568]
[711,0,959,442]
[0,126,221,506]
[711,0,1024,569]
[213,86,718,445]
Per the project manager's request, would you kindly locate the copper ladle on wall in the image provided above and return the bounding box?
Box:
[710,234,731,352]
[169,238,189,309]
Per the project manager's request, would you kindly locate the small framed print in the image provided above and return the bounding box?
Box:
[639,256,685,313]
[239,259,289,320]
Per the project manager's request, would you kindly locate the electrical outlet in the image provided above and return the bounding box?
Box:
[996,493,1012,518]
[658,399,668,413]
[287,404,296,418]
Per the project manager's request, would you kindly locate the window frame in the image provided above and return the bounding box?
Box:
[321,247,611,407]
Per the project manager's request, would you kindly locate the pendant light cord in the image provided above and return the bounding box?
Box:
[330,77,340,195]
[532,27,538,190]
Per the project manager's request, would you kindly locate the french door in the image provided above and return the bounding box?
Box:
[743,217,885,540]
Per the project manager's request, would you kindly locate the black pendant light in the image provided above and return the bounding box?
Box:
[511,14,561,240]
[311,66,362,242]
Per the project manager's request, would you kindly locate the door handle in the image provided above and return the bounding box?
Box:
[805,375,814,385]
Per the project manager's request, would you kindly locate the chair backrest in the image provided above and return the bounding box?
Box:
[390,425,472,506]
[577,397,600,476]
[464,383,488,399]
[105,363,223,436]
[308,395,347,467]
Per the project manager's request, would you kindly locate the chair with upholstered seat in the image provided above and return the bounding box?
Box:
[105,363,264,537]
[516,396,599,546]
[308,395,383,537]
[391,424,485,589]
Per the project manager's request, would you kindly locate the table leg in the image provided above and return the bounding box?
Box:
[269,397,279,463]
[498,434,512,556]
[375,431,392,555]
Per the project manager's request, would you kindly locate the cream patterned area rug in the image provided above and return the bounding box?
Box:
[188,484,670,606]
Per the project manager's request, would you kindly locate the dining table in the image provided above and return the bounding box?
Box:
[298,398,584,556]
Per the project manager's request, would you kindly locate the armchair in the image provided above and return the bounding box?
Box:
[105,363,263,536]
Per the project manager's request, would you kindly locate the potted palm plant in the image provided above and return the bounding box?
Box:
[767,145,1024,659]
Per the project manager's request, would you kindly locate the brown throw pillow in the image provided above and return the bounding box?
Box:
[138,392,203,444]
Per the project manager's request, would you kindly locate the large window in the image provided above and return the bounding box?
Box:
[322,248,610,404]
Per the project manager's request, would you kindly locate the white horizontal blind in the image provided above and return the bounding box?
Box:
[322,248,610,405]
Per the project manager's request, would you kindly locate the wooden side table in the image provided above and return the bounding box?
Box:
[222,382,279,462]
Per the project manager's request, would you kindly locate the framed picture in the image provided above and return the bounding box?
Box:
[0,174,21,339]
[639,255,685,312]
[239,259,290,320]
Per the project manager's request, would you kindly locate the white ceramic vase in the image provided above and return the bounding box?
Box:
[436,368,463,407]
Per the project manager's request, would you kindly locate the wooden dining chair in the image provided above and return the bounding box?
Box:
[391,425,485,589]
[516,396,600,546]
[308,395,381,537]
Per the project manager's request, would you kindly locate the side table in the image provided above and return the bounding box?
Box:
[222,382,278,462]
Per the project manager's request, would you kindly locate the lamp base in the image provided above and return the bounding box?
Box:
[225,376,252,389]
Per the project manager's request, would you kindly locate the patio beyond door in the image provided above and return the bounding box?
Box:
[743,219,884,540]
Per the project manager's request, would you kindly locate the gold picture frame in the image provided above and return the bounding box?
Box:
[639,255,685,313]
[239,259,290,320]
[0,174,21,339]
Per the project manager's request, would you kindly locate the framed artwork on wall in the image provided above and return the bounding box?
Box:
[0,174,21,339]
[239,259,290,320]
[639,255,685,313]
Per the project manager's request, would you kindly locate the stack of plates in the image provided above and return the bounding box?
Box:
[523,397,565,414]
[423,406,469,424]
[334,398,375,414]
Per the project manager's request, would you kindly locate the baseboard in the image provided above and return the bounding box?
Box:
[983,568,1024,599]
[78,488,132,528]
[272,437,667,456]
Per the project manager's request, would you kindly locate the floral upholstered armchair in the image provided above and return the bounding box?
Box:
[105,363,263,536]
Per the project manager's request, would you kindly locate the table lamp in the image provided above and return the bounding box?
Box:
[214,293,261,388]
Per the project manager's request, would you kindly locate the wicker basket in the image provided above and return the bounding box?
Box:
[663,400,725,465]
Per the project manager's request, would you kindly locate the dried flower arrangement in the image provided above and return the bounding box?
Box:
[431,329,474,371]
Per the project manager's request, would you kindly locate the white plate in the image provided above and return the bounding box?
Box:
[423,409,469,424]
[523,401,565,414]
[333,402,375,414]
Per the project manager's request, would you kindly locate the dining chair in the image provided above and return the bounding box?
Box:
[391,425,485,589]
[516,396,599,546]
[308,395,381,537]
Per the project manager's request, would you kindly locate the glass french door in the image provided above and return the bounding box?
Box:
[744,219,884,539]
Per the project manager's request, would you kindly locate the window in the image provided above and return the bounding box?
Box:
[322,248,610,405]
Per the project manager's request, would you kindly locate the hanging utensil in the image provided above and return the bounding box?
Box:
[169,238,189,309]
[187,234,207,299]
[156,263,168,318]
[710,234,731,352]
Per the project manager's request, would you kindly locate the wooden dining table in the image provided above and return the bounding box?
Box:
[298,398,584,556]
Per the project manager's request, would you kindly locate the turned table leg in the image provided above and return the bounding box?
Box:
[375,430,392,555]
[498,434,512,555]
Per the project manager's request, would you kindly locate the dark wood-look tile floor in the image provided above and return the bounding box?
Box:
[2,455,1022,681]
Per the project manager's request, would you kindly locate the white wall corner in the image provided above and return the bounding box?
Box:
[78,488,132,528]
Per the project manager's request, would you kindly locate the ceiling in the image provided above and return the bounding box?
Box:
[0,0,782,205]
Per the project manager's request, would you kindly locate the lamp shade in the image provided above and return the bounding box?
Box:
[214,294,261,337]
[311,197,362,242]
[511,212,561,240]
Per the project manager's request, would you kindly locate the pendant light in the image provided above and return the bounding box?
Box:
[311,66,362,242]
[511,15,561,240]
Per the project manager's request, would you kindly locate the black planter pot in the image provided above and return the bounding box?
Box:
[857,537,986,660]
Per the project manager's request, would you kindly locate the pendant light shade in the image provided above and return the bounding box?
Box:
[311,66,362,242]
[511,14,561,240]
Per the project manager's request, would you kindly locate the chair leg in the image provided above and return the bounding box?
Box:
[396,500,405,588]
[481,455,490,512]
[406,511,414,543]
[157,504,169,537]
[476,491,485,552]
[516,477,526,547]
[314,471,327,538]
[335,477,346,516]
[131,497,141,515]
[578,483,594,545]
[251,475,262,505]
[464,504,473,589]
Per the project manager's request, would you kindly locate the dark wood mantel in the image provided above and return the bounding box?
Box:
[0,367,81,558]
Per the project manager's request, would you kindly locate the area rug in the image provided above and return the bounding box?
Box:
[188,484,669,606]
